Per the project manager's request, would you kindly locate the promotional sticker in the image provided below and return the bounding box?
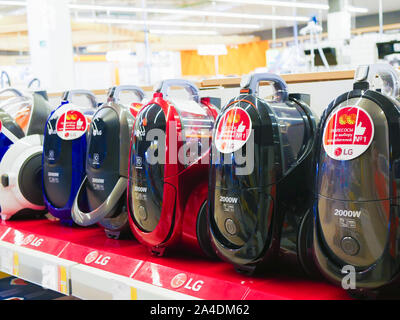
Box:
[56,110,88,141]
[130,103,143,117]
[215,107,252,154]
[323,106,374,161]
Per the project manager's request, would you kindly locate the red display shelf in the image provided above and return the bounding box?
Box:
[0,218,351,300]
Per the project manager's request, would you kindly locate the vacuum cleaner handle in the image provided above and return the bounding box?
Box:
[107,85,145,104]
[62,90,98,109]
[27,78,41,89]
[0,87,24,98]
[154,79,200,103]
[354,63,400,98]
[240,73,289,102]
[72,176,127,227]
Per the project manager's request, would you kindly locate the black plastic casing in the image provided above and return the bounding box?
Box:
[208,92,317,275]
[313,88,400,293]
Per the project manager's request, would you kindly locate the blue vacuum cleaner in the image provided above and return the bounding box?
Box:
[42,90,98,226]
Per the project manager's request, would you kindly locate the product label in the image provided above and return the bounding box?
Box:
[323,106,374,161]
[92,177,105,191]
[48,172,60,184]
[215,107,252,154]
[56,110,88,141]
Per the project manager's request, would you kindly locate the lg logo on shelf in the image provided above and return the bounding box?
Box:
[84,251,111,266]
[22,234,43,247]
[170,273,204,292]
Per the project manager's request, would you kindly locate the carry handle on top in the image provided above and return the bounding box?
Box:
[0,87,24,98]
[240,73,289,102]
[107,85,145,104]
[354,63,400,98]
[154,79,200,104]
[62,89,98,109]
[27,78,41,89]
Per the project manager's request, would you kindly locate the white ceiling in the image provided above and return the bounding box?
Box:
[1,0,400,35]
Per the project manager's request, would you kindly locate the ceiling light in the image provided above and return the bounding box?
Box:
[76,17,260,30]
[214,0,329,10]
[347,6,369,14]
[0,0,367,21]
[0,1,26,6]
[214,0,368,13]
[149,29,219,36]
[69,4,308,22]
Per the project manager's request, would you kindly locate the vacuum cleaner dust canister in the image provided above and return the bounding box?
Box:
[0,89,52,220]
[72,85,145,239]
[208,73,317,275]
[128,79,219,257]
[313,63,400,296]
[43,90,98,226]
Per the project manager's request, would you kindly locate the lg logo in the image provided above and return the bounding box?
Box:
[334,147,353,157]
[92,121,102,136]
[84,251,111,266]
[135,126,146,138]
[170,273,204,292]
[334,147,342,157]
[22,234,43,247]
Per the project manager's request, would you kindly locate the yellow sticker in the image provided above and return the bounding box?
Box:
[12,252,19,276]
[130,287,138,300]
[58,266,68,295]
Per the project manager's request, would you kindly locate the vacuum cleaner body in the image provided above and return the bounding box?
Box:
[208,73,317,275]
[0,91,52,220]
[72,86,145,239]
[43,90,97,225]
[128,80,218,256]
[313,64,400,293]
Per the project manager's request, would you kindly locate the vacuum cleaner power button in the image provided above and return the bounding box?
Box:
[138,205,148,221]
[225,218,237,236]
[341,236,360,256]
[1,174,9,187]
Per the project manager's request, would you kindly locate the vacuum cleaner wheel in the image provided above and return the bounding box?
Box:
[297,209,320,277]
[197,201,218,259]
[18,152,44,206]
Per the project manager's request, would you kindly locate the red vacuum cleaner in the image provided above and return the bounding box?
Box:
[128,79,218,257]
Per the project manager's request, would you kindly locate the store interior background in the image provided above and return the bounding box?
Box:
[1,0,400,115]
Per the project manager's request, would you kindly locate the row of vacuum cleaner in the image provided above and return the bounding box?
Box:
[0,63,399,298]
